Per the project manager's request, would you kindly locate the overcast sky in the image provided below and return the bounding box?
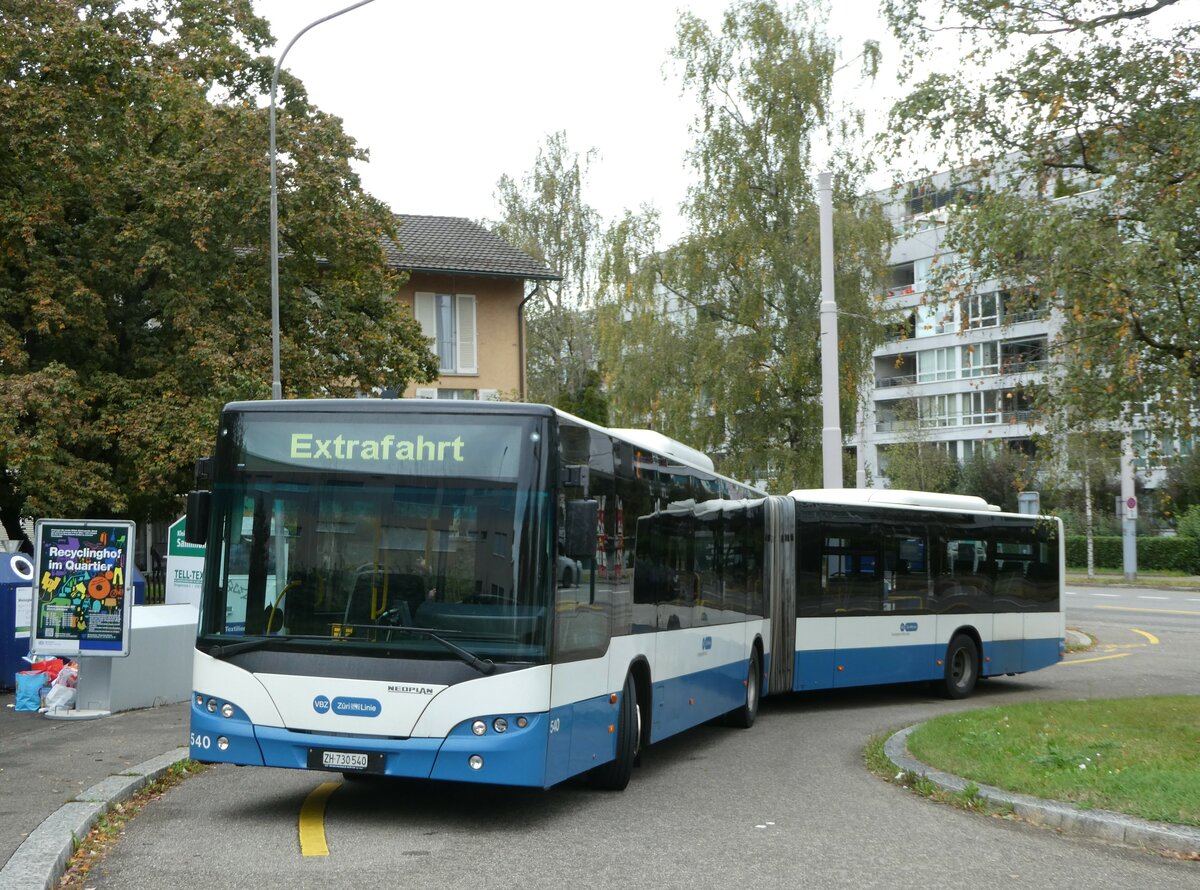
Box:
[251,1,905,245]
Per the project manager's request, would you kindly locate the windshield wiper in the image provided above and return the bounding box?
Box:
[204,634,323,659]
[382,625,496,675]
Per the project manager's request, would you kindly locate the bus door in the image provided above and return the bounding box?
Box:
[881,529,936,682]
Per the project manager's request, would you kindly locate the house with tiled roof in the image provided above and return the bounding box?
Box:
[384,215,559,401]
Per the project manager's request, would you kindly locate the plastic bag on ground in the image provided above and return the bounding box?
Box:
[42,683,76,712]
[52,662,78,688]
[15,671,49,711]
[24,657,64,682]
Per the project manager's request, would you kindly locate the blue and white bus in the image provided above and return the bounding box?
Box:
[185,400,1064,789]
[767,489,1065,700]
[185,399,767,790]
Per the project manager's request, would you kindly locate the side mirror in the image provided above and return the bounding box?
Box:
[185,490,211,545]
[563,499,598,561]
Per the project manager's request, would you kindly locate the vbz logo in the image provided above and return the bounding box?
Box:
[900,622,919,633]
[313,695,331,714]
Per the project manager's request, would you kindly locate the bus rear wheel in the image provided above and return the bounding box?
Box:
[589,673,639,791]
[725,648,761,729]
[939,634,979,699]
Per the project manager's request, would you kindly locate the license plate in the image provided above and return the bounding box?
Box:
[307,748,383,772]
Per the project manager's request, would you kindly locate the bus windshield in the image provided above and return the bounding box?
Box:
[197,410,551,664]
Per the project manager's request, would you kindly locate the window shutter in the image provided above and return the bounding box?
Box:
[414,387,436,399]
[414,292,437,339]
[456,294,477,373]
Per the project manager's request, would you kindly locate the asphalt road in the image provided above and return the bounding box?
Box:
[80,590,1200,889]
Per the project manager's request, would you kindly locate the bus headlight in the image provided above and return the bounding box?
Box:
[492,717,508,733]
[221,703,234,718]
[217,736,230,751]
[206,698,218,713]
[471,720,487,736]
[468,755,484,770]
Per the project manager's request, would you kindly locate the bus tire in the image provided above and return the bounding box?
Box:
[725,648,761,729]
[940,634,979,699]
[589,674,639,791]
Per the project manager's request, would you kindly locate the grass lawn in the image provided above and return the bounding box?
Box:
[904,697,1200,827]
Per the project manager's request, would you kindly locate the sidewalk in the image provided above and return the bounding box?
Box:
[1065,571,1200,590]
[0,691,189,889]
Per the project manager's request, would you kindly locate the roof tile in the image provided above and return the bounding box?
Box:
[384,215,560,281]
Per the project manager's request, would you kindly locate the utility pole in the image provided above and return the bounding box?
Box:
[818,172,842,489]
[1120,434,1138,581]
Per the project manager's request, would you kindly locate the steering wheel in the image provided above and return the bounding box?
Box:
[377,604,411,627]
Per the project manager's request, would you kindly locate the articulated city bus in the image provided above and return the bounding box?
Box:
[185,399,1064,790]
[766,489,1065,700]
[185,399,766,790]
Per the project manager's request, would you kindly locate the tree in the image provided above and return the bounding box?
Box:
[492,133,602,409]
[956,445,1034,513]
[0,0,436,536]
[879,401,960,492]
[599,1,892,489]
[884,1,1200,443]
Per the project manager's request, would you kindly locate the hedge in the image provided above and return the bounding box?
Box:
[1066,535,1200,574]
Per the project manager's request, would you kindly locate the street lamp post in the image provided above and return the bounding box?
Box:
[269,0,378,400]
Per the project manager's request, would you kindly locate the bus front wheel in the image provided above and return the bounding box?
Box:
[589,674,639,791]
[939,634,979,699]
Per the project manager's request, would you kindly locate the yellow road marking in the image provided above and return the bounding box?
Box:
[1131,628,1160,645]
[1060,652,1133,666]
[299,781,341,857]
[1097,605,1200,617]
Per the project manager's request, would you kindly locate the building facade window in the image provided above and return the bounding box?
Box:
[918,346,958,382]
[963,291,998,330]
[916,302,955,337]
[414,292,477,374]
[963,342,998,378]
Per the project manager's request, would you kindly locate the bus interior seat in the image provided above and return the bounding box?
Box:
[345,571,426,626]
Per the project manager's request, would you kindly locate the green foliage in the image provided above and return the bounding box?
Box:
[906,697,1200,827]
[882,441,960,494]
[492,132,650,411]
[598,1,892,490]
[1064,535,1200,573]
[558,368,610,426]
[1161,451,1200,515]
[884,1,1200,442]
[0,1,435,531]
[955,446,1033,512]
[1176,505,1200,539]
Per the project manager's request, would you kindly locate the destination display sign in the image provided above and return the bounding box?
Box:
[238,418,529,480]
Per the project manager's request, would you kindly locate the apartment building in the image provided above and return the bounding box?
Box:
[857,174,1056,485]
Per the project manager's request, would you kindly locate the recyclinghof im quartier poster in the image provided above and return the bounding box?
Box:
[33,520,135,657]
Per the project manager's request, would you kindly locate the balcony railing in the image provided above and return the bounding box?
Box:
[877,374,917,388]
[875,410,1035,433]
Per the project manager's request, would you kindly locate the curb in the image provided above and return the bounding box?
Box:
[0,748,190,890]
[884,725,1200,857]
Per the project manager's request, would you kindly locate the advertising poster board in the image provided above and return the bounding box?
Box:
[166,515,205,606]
[31,519,136,657]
